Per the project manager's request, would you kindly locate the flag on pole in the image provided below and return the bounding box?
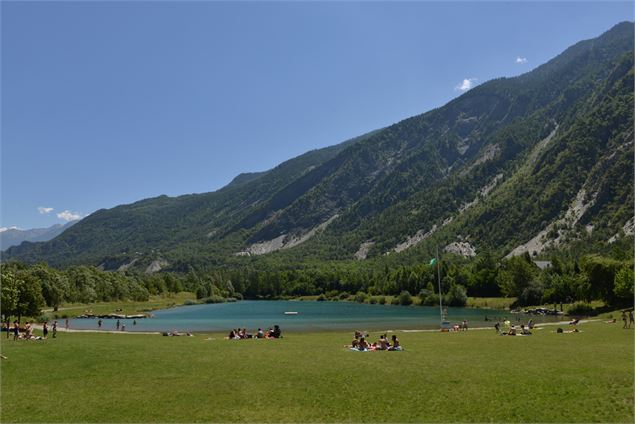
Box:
[429,258,437,266]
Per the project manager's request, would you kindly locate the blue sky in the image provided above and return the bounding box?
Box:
[1,1,633,230]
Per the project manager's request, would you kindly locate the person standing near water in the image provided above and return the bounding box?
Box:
[622,311,627,329]
[629,311,634,328]
[116,320,120,330]
[52,321,57,338]
[65,318,69,330]
[12,320,19,341]
[43,322,48,339]
[98,319,102,329]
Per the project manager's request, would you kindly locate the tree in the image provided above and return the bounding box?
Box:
[580,255,623,305]
[613,265,634,305]
[14,271,45,322]
[497,256,536,297]
[1,269,20,330]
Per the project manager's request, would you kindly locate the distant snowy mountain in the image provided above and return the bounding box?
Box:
[0,221,78,251]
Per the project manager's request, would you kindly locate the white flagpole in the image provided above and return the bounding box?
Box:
[437,244,443,326]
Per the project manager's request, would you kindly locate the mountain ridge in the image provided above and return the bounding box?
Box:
[4,21,633,272]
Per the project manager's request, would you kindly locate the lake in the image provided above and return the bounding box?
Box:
[64,300,564,333]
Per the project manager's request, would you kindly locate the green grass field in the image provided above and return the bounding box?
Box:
[1,321,633,423]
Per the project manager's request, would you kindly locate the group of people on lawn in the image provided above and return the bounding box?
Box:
[227,325,282,339]
[494,319,534,336]
[4,320,56,340]
[349,330,402,351]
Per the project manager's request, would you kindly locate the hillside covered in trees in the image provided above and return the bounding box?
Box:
[3,22,634,304]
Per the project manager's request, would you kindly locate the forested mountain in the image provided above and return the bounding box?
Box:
[4,22,634,274]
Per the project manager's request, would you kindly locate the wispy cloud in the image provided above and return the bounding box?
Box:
[38,206,54,214]
[516,57,528,64]
[455,78,477,92]
[57,210,82,222]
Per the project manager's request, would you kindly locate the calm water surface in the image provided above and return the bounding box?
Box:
[65,300,561,333]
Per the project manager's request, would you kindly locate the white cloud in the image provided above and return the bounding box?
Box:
[57,210,82,222]
[0,226,20,233]
[38,206,54,214]
[516,57,528,64]
[455,78,477,92]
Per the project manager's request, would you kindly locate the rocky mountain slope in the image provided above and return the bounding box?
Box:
[4,22,633,272]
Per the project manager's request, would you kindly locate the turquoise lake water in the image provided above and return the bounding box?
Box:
[65,300,562,333]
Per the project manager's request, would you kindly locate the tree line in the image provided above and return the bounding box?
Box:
[1,250,633,323]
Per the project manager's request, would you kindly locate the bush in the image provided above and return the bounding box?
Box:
[516,280,544,306]
[567,302,594,316]
[339,292,350,300]
[316,294,327,302]
[203,295,226,304]
[422,294,439,306]
[354,291,368,303]
[398,291,413,306]
[325,290,339,299]
[183,299,197,306]
[391,297,400,305]
[445,284,468,307]
[378,296,386,305]
[368,297,377,304]
[233,292,244,300]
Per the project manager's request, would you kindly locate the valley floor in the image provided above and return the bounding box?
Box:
[1,321,633,423]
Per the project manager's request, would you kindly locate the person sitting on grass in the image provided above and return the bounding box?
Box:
[507,325,517,336]
[271,325,282,338]
[520,325,531,335]
[494,322,501,334]
[357,337,369,351]
[388,335,402,351]
[377,334,389,350]
[256,328,264,338]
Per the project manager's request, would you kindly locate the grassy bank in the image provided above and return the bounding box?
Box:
[1,320,632,422]
[40,292,196,320]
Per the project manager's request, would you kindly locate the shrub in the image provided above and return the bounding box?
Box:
[339,292,350,300]
[422,294,439,306]
[378,296,386,305]
[325,290,339,299]
[445,284,468,307]
[203,295,226,304]
[398,291,413,306]
[368,297,377,304]
[354,291,368,303]
[183,299,197,306]
[316,294,327,302]
[391,297,400,305]
[516,280,544,306]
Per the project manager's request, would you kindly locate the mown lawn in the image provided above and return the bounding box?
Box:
[1,321,632,422]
